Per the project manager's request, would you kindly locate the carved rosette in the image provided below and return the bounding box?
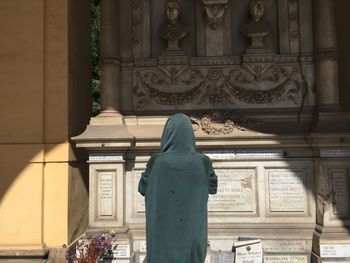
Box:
[202,0,229,29]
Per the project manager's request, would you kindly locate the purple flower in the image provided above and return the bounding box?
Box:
[64,232,118,263]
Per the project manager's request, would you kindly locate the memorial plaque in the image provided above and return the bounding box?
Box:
[268,170,306,212]
[320,244,350,258]
[135,169,257,213]
[320,149,350,158]
[89,152,123,161]
[209,169,256,213]
[99,172,114,216]
[210,252,235,263]
[235,240,262,263]
[331,170,349,217]
[263,240,306,253]
[264,255,307,263]
[114,244,131,258]
[236,150,284,158]
[203,151,236,160]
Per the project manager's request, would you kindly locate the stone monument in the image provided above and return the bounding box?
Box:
[73,0,350,262]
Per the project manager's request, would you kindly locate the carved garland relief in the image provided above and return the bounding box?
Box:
[128,0,313,110]
[133,64,304,107]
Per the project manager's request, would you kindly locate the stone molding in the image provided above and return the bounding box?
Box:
[316,48,338,61]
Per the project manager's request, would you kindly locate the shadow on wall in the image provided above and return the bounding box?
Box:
[0,142,89,248]
[335,0,350,112]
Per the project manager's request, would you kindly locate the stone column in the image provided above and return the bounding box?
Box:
[315,0,339,110]
[97,0,123,123]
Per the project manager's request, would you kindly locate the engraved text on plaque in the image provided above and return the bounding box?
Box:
[209,169,256,213]
[99,172,114,216]
[268,170,306,212]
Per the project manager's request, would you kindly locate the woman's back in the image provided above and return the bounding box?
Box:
[138,113,217,263]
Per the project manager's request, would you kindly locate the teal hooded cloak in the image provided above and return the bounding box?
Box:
[138,113,218,263]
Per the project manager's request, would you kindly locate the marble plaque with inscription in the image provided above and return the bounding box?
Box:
[264,255,307,263]
[203,151,236,160]
[99,172,114,216]
[209,169,256,213]
[268,170,306,212]
[210,252,234,263]
[320,244,350,258]
[235,241,262,263]
[263,240,306,253]
[320,149,350,158]
[114,243,131,258]
[331,170,349,217]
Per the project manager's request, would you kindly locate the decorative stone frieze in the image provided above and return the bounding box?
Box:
[132,58,306,109]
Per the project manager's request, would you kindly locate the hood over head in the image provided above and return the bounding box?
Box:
[160,113,195,153]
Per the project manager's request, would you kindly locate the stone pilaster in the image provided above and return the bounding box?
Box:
[315,0,340,111]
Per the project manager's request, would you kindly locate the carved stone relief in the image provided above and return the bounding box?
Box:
[132,0,142,57]
[132,56,307,110]
[191,111,258,135]
[120,0,315,112]
[202,0,229,29]
[288,0,300,54]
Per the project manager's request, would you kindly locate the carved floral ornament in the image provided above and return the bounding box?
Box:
[202,0,229,29]
[190,112,257,136]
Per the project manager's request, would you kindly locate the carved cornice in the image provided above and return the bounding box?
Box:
[190,56,241,66]
[316,48,338,61]
[134,59,158,67]
[299,54,314,63]
[158,56,189,65]
[121,59,134,68]
[100,56,121,65]
[123,54,314,68]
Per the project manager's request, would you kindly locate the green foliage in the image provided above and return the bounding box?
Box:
[92,79,101,116]
[91,0,101,116]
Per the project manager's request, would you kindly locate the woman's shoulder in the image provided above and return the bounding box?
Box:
[194,152,211,163]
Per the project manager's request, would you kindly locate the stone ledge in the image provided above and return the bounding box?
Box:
[0,249,48,261]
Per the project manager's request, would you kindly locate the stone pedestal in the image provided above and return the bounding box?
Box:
[311,148,350,263]
[73,116,350,263]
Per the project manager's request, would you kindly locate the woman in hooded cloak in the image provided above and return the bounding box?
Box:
[139,113,218,263]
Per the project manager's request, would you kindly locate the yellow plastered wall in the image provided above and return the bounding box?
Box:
[44,162,69,247]
[0,159,43,249]
[0,0,90,250]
